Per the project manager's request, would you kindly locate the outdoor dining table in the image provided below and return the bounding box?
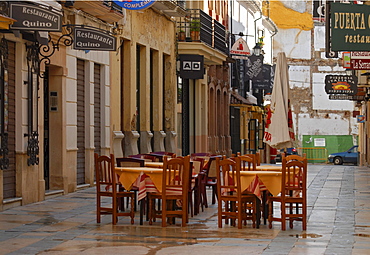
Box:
[115,166,163,225]
[115,166,197,225]
[240,170,282,225]
[255,164,282,171]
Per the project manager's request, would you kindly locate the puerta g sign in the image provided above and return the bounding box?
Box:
[9,2,62,31]
[325,75,358,95]
[330,2,370,51]
[113,0,156,10]
[74,27,116,51]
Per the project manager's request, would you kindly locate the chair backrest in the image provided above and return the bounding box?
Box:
[238,154,256,171]
[95,153,117,193]
[216,157,242,197]
[281,154,307,199]
[116,157,145,167]
[192,157,205,174]
[162,155,190,198]
[205,155,222,178]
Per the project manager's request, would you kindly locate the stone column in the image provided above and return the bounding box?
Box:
[165,131,177,153]
[153,130,166,151]
[112,131,124,158]
[140,131,153,154]
[124,131,140,156]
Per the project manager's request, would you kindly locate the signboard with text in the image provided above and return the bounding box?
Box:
[179,55,204,79]
[331,2,370,51]
[73,27,116,51]
[9,2,62,31]
[351,51,370,70]
[113,0,155,10]
[325,75,358,95]
[245,55,264,81]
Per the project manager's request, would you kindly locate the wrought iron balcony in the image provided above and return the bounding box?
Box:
[177,9,228,55]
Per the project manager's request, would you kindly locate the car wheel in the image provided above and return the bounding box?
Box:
[334,157,343,165]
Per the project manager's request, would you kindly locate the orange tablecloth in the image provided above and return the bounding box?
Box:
[115,167,163,200]
[240,171,282,199]
[255,165,282,171]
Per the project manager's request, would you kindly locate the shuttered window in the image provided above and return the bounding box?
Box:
[76,59,85,185]
[3,40,16,199]
[94,63,101,154]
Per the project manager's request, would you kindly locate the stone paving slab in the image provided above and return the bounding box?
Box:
[0,164,369,254]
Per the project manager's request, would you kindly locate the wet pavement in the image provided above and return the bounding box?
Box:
[0,164,369,255]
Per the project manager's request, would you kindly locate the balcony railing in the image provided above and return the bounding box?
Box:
[177,9,227,55]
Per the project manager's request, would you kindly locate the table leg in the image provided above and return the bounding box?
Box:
[262,191,268,225]
[139,198,145,225]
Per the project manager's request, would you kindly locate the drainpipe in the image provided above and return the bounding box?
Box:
[254,2,262,44]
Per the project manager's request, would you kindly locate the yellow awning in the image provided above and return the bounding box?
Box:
[0,15,16,30]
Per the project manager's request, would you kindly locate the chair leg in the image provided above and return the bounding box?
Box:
[268,200,273,229]
[148,197,154,225]
[281,202,286,231]
[97,195,101,223]
[212,186,217,204]
[112,197,118,225]
[130,195,135,224]
[218,200,223,228]
[162,200,167,227]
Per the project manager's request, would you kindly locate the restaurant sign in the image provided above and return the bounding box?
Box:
[113,0,156,10]
[330,2,370,51]
[350,51,370,70]
[230,38,251,59]
[325,75,358,95]
[9,2,62,32]
[73,27,117,51]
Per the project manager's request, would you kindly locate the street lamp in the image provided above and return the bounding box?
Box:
[253,43,262,56]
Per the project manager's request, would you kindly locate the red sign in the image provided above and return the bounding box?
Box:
[351,59,370,70]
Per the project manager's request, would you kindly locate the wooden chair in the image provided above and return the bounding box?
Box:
[238,154,257,171]
[216,157,254,229]
[236,156,259,228]
[191,157,205,215]
[148,155,190,227]
[268,154,307,230]
[201,156,221,206]
[95,153,135,225]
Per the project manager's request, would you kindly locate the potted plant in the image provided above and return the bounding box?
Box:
[190,19,200,41]
[178,29,186,41]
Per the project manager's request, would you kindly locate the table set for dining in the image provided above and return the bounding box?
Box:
[95,150,307,231]
[114,159,285,226]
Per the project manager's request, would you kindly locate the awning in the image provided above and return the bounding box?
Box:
[230,90,257,105]
[0,14,16,30]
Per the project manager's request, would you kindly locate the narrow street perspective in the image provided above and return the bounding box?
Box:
[0,1,369,255]
[0,164,369,255]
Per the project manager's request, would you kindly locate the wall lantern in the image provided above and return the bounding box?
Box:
[253,44,262,56]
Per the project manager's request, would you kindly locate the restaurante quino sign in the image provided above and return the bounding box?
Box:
[73,27,116,51]
[9,2,62,32]
[331,2,370,51]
